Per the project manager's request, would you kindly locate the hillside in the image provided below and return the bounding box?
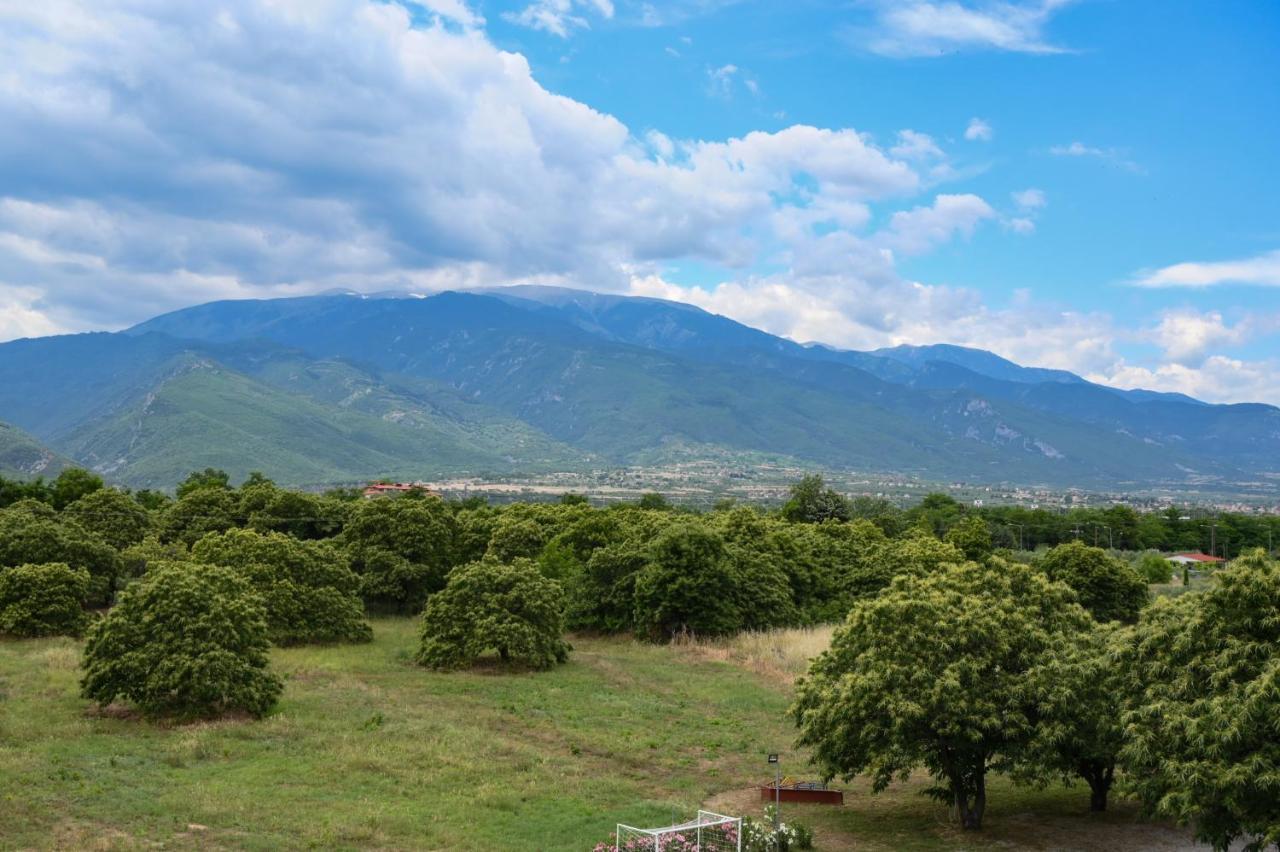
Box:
[0,420,72,479]
[0,288,1274,489]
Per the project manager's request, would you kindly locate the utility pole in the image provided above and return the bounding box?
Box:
[1210,521,1216,558]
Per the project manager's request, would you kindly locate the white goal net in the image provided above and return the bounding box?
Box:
[615,810,742,852]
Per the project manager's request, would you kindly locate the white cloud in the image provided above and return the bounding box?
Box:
[851,1,1075,58]
[503,0,614,37]
[0,0,1272,406]
[1092,356,1280,406]
[1050,141,1142,172]
[706,63,739,97]
[1149,309,1254,365]
[1133,250,1280,289]
[1006,217,1035,234]
[890,129,944,161]
[880,194,996,255]
[409,0,482,28]
[1011,188,1046,210]
[964,117,993,141]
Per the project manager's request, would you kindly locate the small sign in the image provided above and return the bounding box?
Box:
[767,753,779,764]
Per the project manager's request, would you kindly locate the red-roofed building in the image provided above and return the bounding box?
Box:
[1166,552,1226,566]
[362,482,437,499]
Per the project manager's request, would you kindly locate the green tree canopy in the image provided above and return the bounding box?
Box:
[192,529,371,645]
[342,495,456,611]
[1120,549,1280,851]
[634,524,740,640]
[416,558,570,671]
[176,467,232,498]
[64,487,152,550]
[945,516,993,562]
[780,474,851,524]
[158,487,240,547]
[49,468,104,511]
[0,502,120,606]
[1036,541,1148,624]
[0,562,90,637]
[80,561,282,719]
[791,558,1091,830]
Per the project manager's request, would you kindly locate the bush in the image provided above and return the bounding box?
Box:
[80,561,282,719]
[417,558,569,671]
[192,529,371,645]
[0,563,89,637]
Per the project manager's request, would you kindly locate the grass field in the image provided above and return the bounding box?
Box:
[0,619,1204,850]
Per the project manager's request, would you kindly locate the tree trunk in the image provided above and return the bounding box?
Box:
[951,764,986,830]
[1079,760,1114,812]
[498,646,510,662]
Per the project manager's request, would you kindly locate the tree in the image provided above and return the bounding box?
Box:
[176,468,232,498]
[637,492,672,511]
[1036,541,1148,624]
[0,563,90,637]
[1133,551,1174,584]
[158,487,239,547]
[50,468,104,511]
[634,524,740,640]
[1015,622,1127,812]
[0,501,120,606]
[192,529,371,645]
[416,558,570,671]
[80,561,282,719]
[64,487,152,550]
[342,495,456,611]
[485,516,547,563]
[1120,549,1280,851]
[945,516,993,562]
[780,475,851,524]
[791,559,1091,830]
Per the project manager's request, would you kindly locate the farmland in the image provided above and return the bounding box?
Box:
[1,619,1200,851]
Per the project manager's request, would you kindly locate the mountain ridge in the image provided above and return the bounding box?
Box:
[0,287,1272,488]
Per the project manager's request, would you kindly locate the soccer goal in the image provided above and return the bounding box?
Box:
[615,810,742,852]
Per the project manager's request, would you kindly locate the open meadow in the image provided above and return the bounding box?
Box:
[1,618,1205,851]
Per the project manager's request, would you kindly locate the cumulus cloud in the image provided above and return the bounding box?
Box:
[1133,250,1280,288]
[890,130,944,161]
[0,0,1272,405]
[850,0,1076,58]
[503,0,614,37]
[964,117,993,141]
[1149,310,1253,365]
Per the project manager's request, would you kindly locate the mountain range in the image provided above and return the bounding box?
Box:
[0,286,1275,491]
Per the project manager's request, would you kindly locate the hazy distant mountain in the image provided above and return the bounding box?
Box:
[0,288,1275,489]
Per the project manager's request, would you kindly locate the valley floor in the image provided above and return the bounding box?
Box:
[0,620,1208,850]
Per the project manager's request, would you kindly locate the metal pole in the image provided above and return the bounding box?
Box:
[775,763,781,829]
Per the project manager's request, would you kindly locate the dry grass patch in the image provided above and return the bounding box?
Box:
[673,625,836,684]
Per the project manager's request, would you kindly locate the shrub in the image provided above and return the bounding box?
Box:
[0,563,89,637]
[80,561,282,719]
[192,529,371,645]
[417,558,569,671]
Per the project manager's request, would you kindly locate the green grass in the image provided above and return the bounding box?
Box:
[0,619,1195,850]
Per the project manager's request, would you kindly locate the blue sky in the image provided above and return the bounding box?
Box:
[0,0,1277,402]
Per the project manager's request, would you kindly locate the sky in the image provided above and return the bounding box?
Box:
[0,0,1278,403]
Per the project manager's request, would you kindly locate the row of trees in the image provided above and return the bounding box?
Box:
[791,544,1279,850]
